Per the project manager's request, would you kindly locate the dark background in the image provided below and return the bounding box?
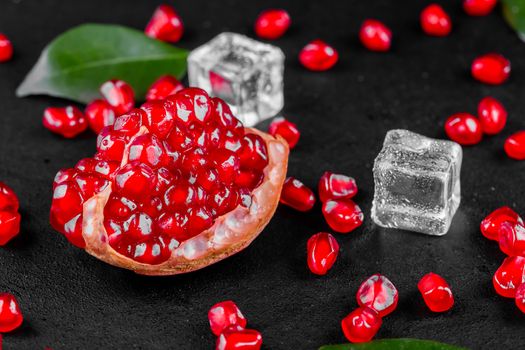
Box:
[0,0,524,349]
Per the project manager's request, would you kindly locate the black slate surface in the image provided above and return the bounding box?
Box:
[1,0,524,349]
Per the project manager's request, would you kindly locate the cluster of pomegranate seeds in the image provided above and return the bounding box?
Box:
[145,4,184,43]
[306,232,339,275]
[418,273,454,312]
[504,131,525,160]
[0,293,23,333]
[420,4,452,37]
[146,75,184,102]
[42,106,88,138]
[0,33,13,62]
[471,53,511,85]
[480,206,522,241]
[280,177,315,212]
[0,182,21,245]
[463,0,498,16]
[478,97,507,135]
[254,9,291,40]
[268,117,300,149]
[359,20,392,52]
[299,40,339,71]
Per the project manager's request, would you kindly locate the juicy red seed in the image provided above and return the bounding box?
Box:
[463,0,498,16]
[146,75,184,101]
[254,9,291,40]
[164,182,197,208]
[155,211,188,241]
[94,160,120,179]
[216,326,263,350]
[280,177,316,212]
[356,274,398,317]
[499,221,525,256]
[115,235,171,265]
[154,167,177,194]
[359,19,392,52]
[196,168,219,191]
[471,53,511,85]
[480,206,522,241]
[418,272,454,312]
[444,113,483,146]
[0,34,13,63]
[420,4,452,37]
[128,134,168,169]
[100,79,135,115]
[145,4,184,43]
[0,182,19,212]
[306,232,339,275]
[478,96,507,135]
[105,195,137,220]
[208,185,240,217]
[74,173,110,198]
[208,300,247,336]
[515,283,525,313]
[186,207,213,237]
[504,131,525,160]
[50,181,84,232]
[42,106,88,138]
[63,213,85,248]
[113,162,156,200]
[235,170,264,190]
[493,256,525,298]
[341,306,382,344]
[268,117,300,149]
[123,212,153,240]
[140,100,175,138]
[212,97,244,135]
[85,99,116,134]
[318,171,358,203]
[75,158,97,173]
[211,150,241,183]
[96,128,127,161]
[54,168,78,189]
[113,109,146,135]
[299,40,338,71]
[0,211,20,246]
[238,134,269,170]
[177,87,213,124]
[0,293,23,333]
[322,199,363,233]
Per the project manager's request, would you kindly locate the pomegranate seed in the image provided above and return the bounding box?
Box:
[299,40,338,71]
[63,213,85,248]
[42,106,88,138]
[113,109,146,136]
[280,177,315,212]
[322,199,363,233]
[254,9,291,40]
[0,211,20,246]
[128,134,168,169]
[96,128,127,161]
[318,171,358,203]
[504,131,525,160]
[463,0,498,16]
[0,33,13,62]
[0,182,19,212]
[480,206,522,241]
[85,99,116,134]
[420,4,452,37]
[515,283,525,313]
[50,181,84,232]
[0,293,23,332]
[356,274,398,317]
[208,300,247,336]
[478,97,507,135]
[341,306,382,343]
[113,162,156,200]
[100,79,135,115]
[359,19,392,52]
[238,134,269,170]
[268,117,300,149]
[145,4,184,43]
[146,75,184,101]
[471,53,510,85]
[306,232,339,275]
[493,256,525,298]
[444,113,482,145]
[418,273,454,312]
[216,326,262,350]
[499,221,525,256]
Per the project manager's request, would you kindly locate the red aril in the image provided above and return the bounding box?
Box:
[268,117,300,149]
[493,256,525,298]
[100,79,135,115]
[359,19,392,52]
[322,199,363,233]
[0,33,13,62]
[0,293,23,332]
[299,40,338,71]
[306,232,339,275]
[216,326,262,350]
[145,4,184,43]
[0,182,19,212]
[418,273,454,312]
[480,206,522,241]
[341,306,382,343]
[85,99,116,134]
[478,97,507,135]
[280,177,315,212]
[444,113,482,145]
[146,75,184,101]
[499,221,525,256]
[515,283,525,313]
[208,300,247,336]
[420,4,452,37]
[463,0,498,16]
[43,106,87,138]
[0,211,20,246]
[254,9,291,40]
[471,53,510,85]
[318,172,357,202]
[504,131,525,160]
[356,274,398,317]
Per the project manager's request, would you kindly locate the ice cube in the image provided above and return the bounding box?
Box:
[188,32,285,127]
[371,129,462,236]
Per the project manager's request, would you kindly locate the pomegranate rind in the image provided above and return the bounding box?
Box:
[81,128,288,275]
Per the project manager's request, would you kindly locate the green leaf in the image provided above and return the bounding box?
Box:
[502,0,525,41]
[17,23,188,103]
[319,339,469,350]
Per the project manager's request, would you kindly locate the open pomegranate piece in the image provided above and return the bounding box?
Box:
[50,88,289,275]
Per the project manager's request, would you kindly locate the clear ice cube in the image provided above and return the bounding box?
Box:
[187,32,285,127]
[371,129,462,236]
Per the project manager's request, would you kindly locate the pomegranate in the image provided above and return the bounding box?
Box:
[49,88,289,275]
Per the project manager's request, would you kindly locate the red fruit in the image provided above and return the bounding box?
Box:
[478,97,507,135]
[499,221,525,256]
[306,232,339,275]
[216,326,262,350]
[145,4,184,43]
[322,199,363,233]
[463,0,498,16]
[280,177,315,212]
[299,40,338,71]
[254,9,291,40]
[0,293,23,332]
[0,33,13,62]
[318,172,357,203]
[85,99,116,134]
[418,273,454,312]
[100,79,135,115]
[515,283,525,313]
[42,106,88,138]
[471,53,510,85]
[493,256,525,298]
[359,19,392,52]
[341,306,382,343]
[504,131,525,160]
[268,117,300,149]
[208,300,247,336]
[444,113,482,145]
[480,206,522,241]
[0,182,19,212]
[146,75,184,101]
[0,211,20,246]
[356,274,398,317]
[420,4,452,37]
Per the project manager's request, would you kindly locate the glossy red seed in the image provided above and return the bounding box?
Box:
[146,75,184,101]
[515,283,525,313]
[444,113,482,145]
[359,19,392,52]
[50,181,84,232]
[63,213,85,248]
[322,199,363,233]
[254,9,291,40]
[238,134,269,170]
[341,306,382,343]
[0,293,23,332]
[145,4,184,43]
[420,4,451,37]
[216,326,262,350]
[268,117,300,149]
[356,274,398,317]
[478,97,507,135]
[128,134,167,169]
[113,109,146,136]
[0,182,19,212]
[280,177,315,212]
[318,172,358,203]
[113,162,156,200]
[480,206,522,241]
[208,300,247,336]
[43,106,88,138]
[0,33,13,62]
[493,256,525,298]
[0,211,20,246]
[499,221,525,256]
[299,40,338,71]
[100,79,135,115]
[85,99,116,134]
[504,131,525,160]
[418,272,454,312]
[96,128,127,161]
[307,232,339,275]
[471,53,510,85]
[463,0,497,16]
